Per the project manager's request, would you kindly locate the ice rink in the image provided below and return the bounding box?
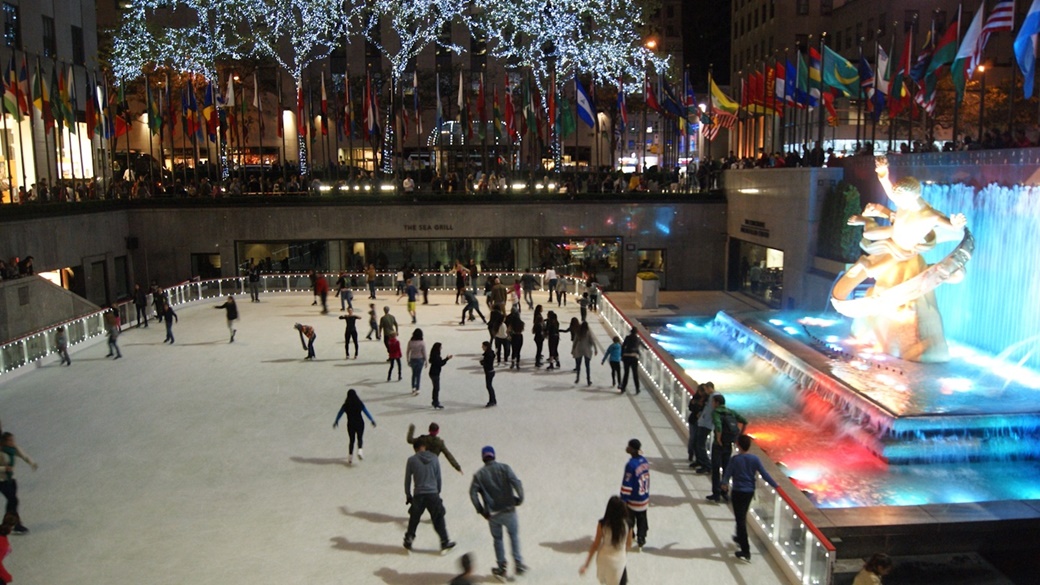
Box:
[0,290,788,584]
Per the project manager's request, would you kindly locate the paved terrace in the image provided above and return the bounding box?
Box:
[0,290,786,584]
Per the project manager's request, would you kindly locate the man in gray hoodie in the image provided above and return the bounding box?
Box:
[404,439,455,553]
[470,445,526,581]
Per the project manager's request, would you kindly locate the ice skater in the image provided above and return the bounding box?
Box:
[469,445,526,581]
[333,389,376,464]
[0,432,37,534]
[104,306,122,358]
[428,343,453,409]
[406,329,427,395]
[579,496,632,585]
[386,332,402,381]
[55,326,71,366]
[366,303,379,341]
[481,341,497,407]
[161,303,178,344]
[294,323,317,360]
[339,308,361,358]
[403,439,456,554]
[602,336,622,389]
[214,296,238,342]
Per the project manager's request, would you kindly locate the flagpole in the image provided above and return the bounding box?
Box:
[146,76,156,193]
[871,35,879,149]
[856,39,865,151]
[952,4,963,148]
[14,55,28,198]
[706,64,713,161]
[817,34,827,149]
[277,70,286,187]
[0,81,12,203]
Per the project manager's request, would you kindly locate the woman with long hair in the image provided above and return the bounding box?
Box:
[853,553,893,585]
[507,308,525,369]
[546,311,561,370]
[571,321,598,386]
[579,496,632,584]
[333,389,376,465]
[428,342,453,409]
[406,329,427,395]
[532,305,545,368]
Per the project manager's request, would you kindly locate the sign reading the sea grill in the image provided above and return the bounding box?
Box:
[740,219,769,238]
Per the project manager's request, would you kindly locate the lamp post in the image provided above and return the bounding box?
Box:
[642,36,657,173]
[978,65,986,144]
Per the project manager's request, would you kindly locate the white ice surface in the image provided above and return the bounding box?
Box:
[0,292,788,584]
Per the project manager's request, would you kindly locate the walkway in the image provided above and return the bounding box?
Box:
[0,291,788,584]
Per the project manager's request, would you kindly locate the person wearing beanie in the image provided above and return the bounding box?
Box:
[619,438,649,549]
[406,422,462,474]
[470,446,526,581]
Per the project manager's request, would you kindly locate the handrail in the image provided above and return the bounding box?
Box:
[775,485,836,552]
[599,293,697,395]
[596,293,836,584]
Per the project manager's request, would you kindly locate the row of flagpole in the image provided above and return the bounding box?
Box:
[705,0,1024,158]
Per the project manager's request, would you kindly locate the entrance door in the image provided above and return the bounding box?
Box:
[191,253,222,280]
[636,249,666,290]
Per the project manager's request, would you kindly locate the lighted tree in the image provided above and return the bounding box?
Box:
[249,0,363,174]
[112,0,260,81]
[471,0,664,169]
[358,0,469,174]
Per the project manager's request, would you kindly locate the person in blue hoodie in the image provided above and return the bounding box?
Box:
[601,336,622,389]
[403,439,455,554]
[721,434,778,563]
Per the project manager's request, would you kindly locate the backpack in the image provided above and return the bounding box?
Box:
[719,409,741,445]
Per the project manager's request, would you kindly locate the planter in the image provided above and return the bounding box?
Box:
[636,276,659,309]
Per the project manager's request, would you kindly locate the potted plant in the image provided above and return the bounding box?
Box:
[636,272,659,309]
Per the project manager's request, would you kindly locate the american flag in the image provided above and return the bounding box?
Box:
[976,1,1015,73]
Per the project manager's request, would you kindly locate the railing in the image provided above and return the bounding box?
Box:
[597,293,835,585]
[0,271,592,377]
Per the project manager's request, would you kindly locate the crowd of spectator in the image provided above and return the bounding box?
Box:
[0,256,34,281]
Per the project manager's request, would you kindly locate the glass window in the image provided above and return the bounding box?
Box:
[2,3,18,49]
[71,26,85,65]
[797,0,809,16]
[42,15,55,58]
[820,0,832,16]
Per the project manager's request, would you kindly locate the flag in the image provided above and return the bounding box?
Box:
[925,16,961,80]
[224,73,237,143]
[147,78,161,135]
[344,72,354,139]
[683,71,698,129]
[890,30,913,117]
[203,81,218,141]
[492,84,502,140]
[709,77,738,114]
[434,72,443,133]
[113,79,130,138]
[296,81,305,137]
[457,71,468,138]
[575,74,595,129]
[953,7,985,101]
[822,44,860,97]
[547,77,555,137]
[62,68,76,133]
[660,77,684,117]
[1016,0,1040,98]
[16,56,29,116]
[617,77,628,127]
[364,71,379,141]
[320,73,328,136]
[644,76,661,112]
[503,75,515,139]
[773,61,786,112]
[522,77,537,137]
[784,58,797,105]
[33,63,55,133]
[187,80,200,139]
[50,66,65,131]
[477,73,486,139]
[808,47,823,103]
[556,89,575,138]
[101,78,114,139]
[2,55,20,120]
[413,70,421,136]
[85,73,96,136]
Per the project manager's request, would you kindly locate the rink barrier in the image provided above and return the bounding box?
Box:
[598,294,836,585]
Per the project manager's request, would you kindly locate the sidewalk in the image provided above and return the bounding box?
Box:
[0,291,789,584]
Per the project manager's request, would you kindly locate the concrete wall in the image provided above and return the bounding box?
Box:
[0,276,100,341]
[723,167,845,311]
[0,201,728,294]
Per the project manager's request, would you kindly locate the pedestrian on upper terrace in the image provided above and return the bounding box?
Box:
[707,394,747,503]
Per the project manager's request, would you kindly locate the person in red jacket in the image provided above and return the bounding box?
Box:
[0,513,14,584]
[386,332,402,381]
